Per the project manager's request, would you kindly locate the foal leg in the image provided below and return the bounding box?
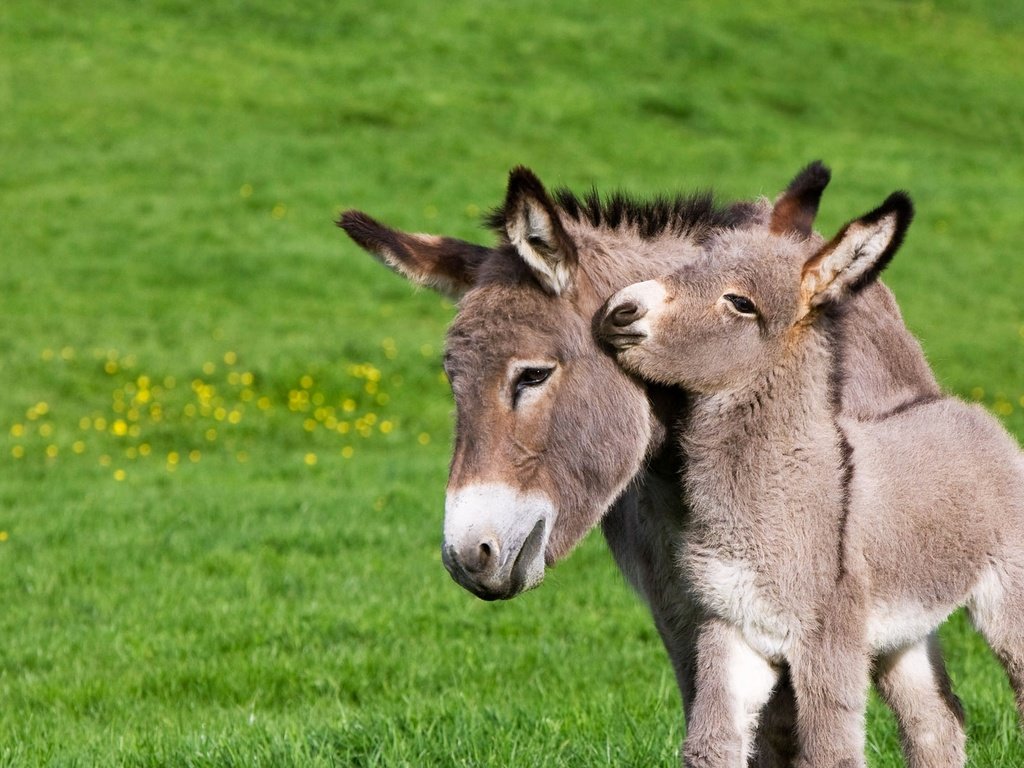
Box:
[683,618,779,768]
[969,564,1024,726]
[789,624,871,768]
[874,634,966,768]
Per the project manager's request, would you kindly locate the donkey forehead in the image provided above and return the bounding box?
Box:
[445,283,588,369]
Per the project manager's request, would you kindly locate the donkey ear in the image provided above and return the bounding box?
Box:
[799,192,914,311]
[769,160,832,238]
[500,166,578,296]
[337,210,490,298]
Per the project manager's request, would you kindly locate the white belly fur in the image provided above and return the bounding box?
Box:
[692,553,974,661]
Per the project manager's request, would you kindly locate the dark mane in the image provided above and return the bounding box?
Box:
[486,186,755,241]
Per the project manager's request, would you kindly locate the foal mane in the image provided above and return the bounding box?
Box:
[486,186,757,242]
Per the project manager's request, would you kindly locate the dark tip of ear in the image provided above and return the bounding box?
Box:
[336,209,403,257]
[785,160,832,199]
[770,160,832,237]
[865,191,914,227]
[506,165,549,205]
[337,209,375,234]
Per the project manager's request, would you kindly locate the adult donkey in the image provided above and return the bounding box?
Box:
[337,164,961,766]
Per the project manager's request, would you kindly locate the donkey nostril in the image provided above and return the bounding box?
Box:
[610,301,644,327]
[462,537,498,574]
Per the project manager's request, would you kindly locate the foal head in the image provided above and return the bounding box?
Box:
[599,163,914,395]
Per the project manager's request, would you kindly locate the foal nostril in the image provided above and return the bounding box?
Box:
[461,537,499,574]
[609,301,644,327]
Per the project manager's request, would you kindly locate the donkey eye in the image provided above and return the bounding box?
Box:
[724,293,757,316]
[516,367,553,391]
[512,366,554,406]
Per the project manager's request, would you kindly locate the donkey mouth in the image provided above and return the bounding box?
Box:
[506,518,546,596]
[443,518,547,601]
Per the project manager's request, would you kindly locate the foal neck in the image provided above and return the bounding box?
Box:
[681,321,847,534]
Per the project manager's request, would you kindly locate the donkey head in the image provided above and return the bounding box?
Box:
[599,162,914,393]
[339,168,660,600]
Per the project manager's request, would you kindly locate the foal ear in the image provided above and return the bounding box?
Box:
[769,160,832,238]
[337,210,490,298]
[499,166,578,296]
[799,192,914,311]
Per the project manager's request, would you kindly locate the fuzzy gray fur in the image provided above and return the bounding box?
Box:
[601,184,1023,767]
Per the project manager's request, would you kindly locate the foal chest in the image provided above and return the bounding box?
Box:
[684,545,794,662]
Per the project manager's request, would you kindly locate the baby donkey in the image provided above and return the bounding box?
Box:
[599,179,1024,768]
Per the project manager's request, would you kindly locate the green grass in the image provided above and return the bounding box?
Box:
[1,0,1023,764]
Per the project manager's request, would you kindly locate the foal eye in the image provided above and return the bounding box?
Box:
[724,293,757,316]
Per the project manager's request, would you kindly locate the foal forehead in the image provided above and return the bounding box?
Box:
[699,229,812,288]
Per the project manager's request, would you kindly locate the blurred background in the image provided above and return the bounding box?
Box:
[1,1,1022,764]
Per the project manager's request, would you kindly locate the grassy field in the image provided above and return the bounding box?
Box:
[1,0,1023,765]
